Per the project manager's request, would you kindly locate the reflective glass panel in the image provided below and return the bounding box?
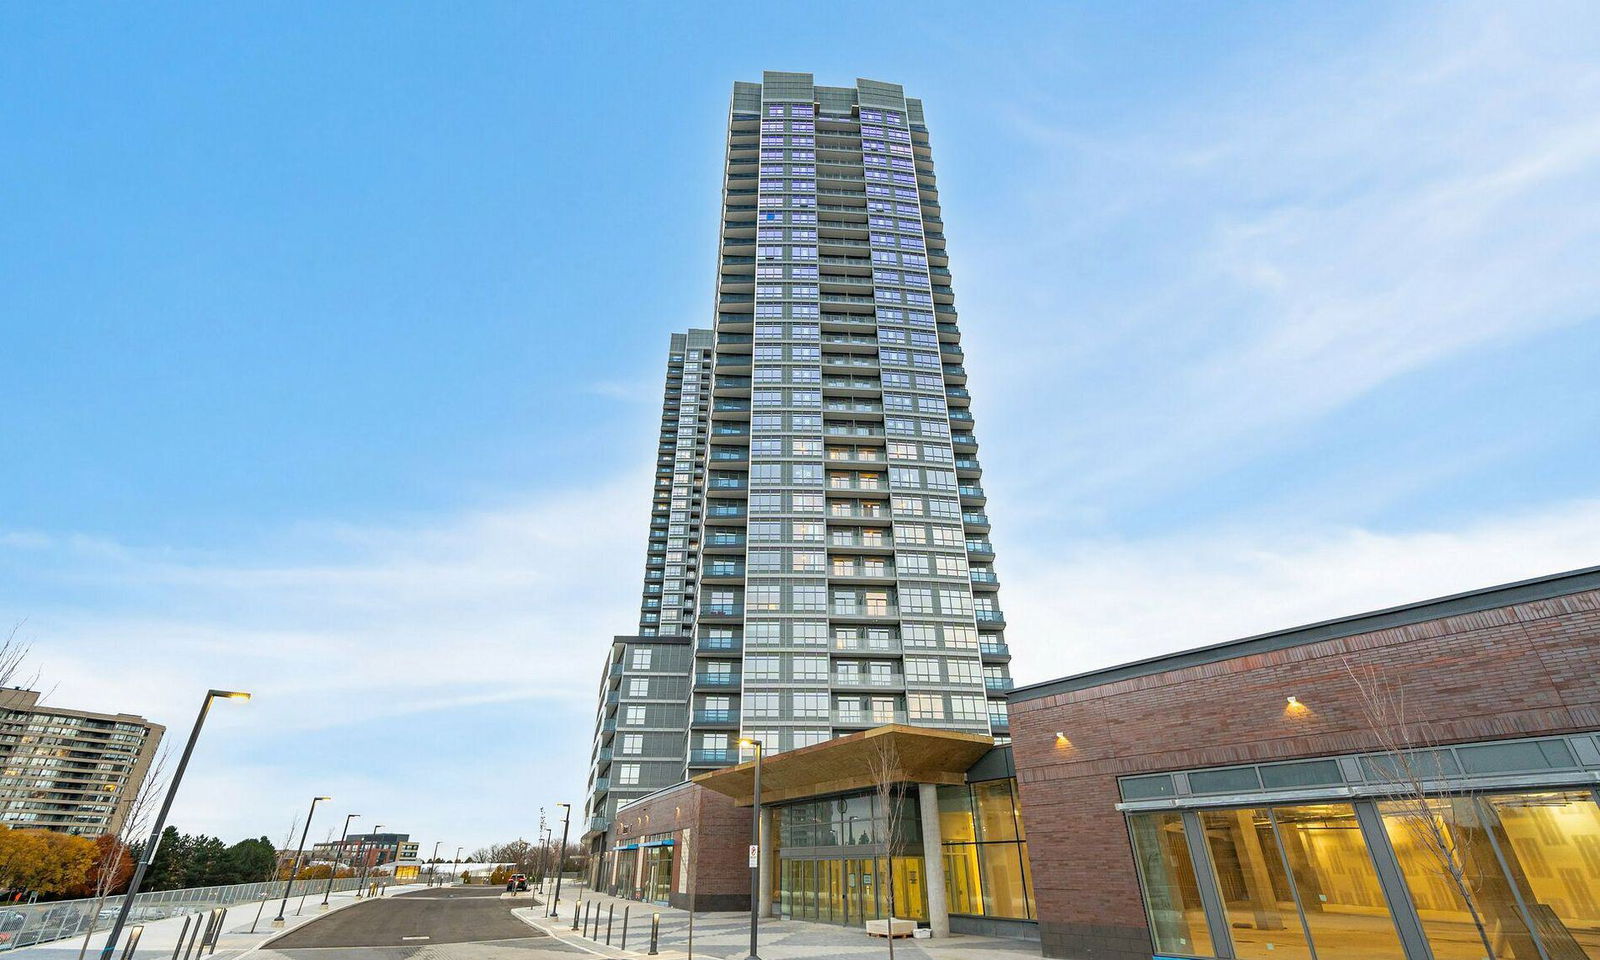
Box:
[1483,791,1600,960]
[975,780,1020,842]
[1380,797,1542,960]
[1274,803,1405,959]
[1128,812,1214,957]
[980,843,1032,919]
[1201,808,1314,960]
[944,845,983,915]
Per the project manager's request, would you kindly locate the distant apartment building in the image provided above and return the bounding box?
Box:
[310,832,419,869]
[0,688,165,836]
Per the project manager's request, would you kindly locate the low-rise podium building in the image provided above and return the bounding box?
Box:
[590,565,1600,960]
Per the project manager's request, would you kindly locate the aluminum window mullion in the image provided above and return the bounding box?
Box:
[1352,800,1434,960]
[1180,809,1235,959]
[1474,795,1553,960]
[1264,809,1320,960]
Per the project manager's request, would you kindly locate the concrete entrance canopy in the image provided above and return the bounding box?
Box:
[691,724,994,806]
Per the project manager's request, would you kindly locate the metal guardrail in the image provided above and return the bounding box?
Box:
[0,875,379,951]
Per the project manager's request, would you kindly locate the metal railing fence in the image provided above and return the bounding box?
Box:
[0,875,381,951]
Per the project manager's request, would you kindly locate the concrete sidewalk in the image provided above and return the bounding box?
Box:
[11,884,434,960]
[519,887,1038,960]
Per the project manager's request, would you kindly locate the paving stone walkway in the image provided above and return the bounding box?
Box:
[523,887,1039,960]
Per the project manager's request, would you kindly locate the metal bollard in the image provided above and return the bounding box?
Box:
[570,900,581,932]
[210,908,227,955]
[120,925,144,960]
[182,912,204,960]
[605,905,614,946]
[620,906,629,950]
[171,917,192,960]
[648,913,660,956]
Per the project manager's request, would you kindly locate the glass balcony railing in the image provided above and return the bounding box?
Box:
[985,677,1016,691]
[690,749,736,765]
[975,609,1006,623]
[693,709,738,725]
[830,603,898,618]
[694,673,740,688]
[832,709,907,726]
[980,641,1011,658]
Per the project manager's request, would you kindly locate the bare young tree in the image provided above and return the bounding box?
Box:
[862,735,909,958]
[76,747,171,960]
[1344,658,1501,960]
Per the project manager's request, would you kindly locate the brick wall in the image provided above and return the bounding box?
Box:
[608,782,752,911]
[1009,589,1600,960]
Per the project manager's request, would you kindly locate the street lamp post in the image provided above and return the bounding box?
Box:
[452,846,463,887]
[738,738,764,960]
[355,824,384,897]
[537,823,551,890]
[99,689,250,960]
[428,841,441,887]
[275,797,331,923]
[549,803,571,917]
[321,814,360,907]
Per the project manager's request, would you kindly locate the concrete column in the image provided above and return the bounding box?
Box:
[757,805,776,917]
[918,782,950,937]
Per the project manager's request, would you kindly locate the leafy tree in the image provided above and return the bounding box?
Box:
[224,838,277,884]
[144,826,187,890]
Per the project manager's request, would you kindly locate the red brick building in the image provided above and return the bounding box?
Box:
[601,779,754,911]
[1010,564,1600,960]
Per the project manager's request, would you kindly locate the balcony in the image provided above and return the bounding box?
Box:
[832,709,908,727]
[830,602,898,618]
[832,673,903,690]
[693,709,738,726]
[694,672,740,689]
[985,677,1016,692]
[967,541,995,557]
[589,816,610,834]
[830,533,891,549]
[975,609,1006,624]
[970,571,999,584]
[833,636,902,654]
[697,636,742,654]
[980,640,1012,659]
[700,604,743,619]
[593,777,610,794]
[690,749,737,766]
[831,564,893,579]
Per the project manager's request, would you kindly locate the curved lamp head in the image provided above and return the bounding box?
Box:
[210,690,252,701]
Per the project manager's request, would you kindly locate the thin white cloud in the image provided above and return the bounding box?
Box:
[1004,498,1600,687]
[6,475,652,728]
[962,2,1600,511]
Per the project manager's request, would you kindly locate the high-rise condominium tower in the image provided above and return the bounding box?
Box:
[585,73,1011,837]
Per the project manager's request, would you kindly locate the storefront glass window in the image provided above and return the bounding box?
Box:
[937,779,1035,920]
[1380,797,1543,960]
[1482,791,1600,960]
[1128,811,1214,957]
[1200,808,1314,960]
[1273,803,1405,960]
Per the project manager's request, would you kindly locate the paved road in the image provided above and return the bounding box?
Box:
[260,887,585,960]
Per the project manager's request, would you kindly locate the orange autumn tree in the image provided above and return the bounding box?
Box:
[0,830,96,897]
[66,836,134,900]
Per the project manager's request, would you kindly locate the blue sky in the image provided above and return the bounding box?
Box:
[2,1,1597,849]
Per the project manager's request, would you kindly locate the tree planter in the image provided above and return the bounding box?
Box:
[865,918,916,938]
